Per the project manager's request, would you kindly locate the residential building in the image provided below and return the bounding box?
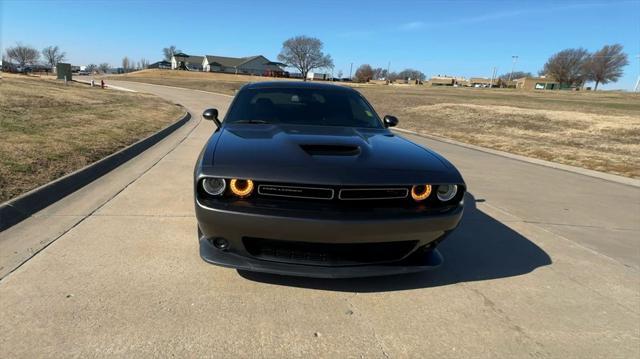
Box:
[306,71,330,81]
[467,77,495,87]
[202,55,284,76]
[428,76,456,86]
[148,60,172,69]
[515,76,560,90]
[171,53,204,71]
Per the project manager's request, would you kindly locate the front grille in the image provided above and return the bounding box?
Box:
[257,184,334,200]
[339,188,408,200]
[243,237,418,266]
[257,182,412,201]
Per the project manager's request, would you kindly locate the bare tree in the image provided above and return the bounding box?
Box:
[122,56,130,72]
[98,63,110,74]
[163,45,181,61]
[541,48,590,87]
[397,68,426,81]
[41,45,66,70]
[354,64,374,82]
[5,43,40,68]
[140,58,149,69]
[372,67,387,80]
[336,70,343,79]
[584,44,629,90]
[498,71,532,81]
[277,35,333,81]
[86,64,98,73]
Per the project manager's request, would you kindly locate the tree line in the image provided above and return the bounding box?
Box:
[4,43,68,71]
[2,42,151,74]
[6,39,629,90]
[353,65,426,83]
[540,44,628,90]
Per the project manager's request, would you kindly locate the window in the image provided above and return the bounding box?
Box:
[225,88,383,128]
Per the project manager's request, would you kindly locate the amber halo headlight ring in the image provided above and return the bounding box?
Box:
[201,177,226,196]
[229,179,255,198]
[411,184,432,201]
[436,184,458,202]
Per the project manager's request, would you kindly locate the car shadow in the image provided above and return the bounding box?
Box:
[238,192,552,292]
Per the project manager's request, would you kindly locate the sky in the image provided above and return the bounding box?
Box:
[1,0,639,90]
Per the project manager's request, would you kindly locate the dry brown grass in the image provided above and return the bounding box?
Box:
[358,87,640,178]
[0,74,184,202]
[106,69,640,178]
[105,69,294,95]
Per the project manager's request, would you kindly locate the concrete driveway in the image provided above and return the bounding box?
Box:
[1,81,638,358]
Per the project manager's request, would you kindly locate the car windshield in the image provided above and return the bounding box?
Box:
[225,88,383,128]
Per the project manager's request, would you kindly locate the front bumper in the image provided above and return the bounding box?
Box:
[196,201,463,278]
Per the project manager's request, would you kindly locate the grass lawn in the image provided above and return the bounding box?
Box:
[107,69,640,178]
[357,86,640,178]
[0,74,184,202]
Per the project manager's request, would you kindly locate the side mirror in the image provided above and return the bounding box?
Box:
[383,115,399,128]
[203,108,221,127]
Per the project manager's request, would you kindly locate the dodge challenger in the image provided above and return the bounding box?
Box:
[194,81,465,278]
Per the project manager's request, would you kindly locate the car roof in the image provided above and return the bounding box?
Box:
[241,81,356,93]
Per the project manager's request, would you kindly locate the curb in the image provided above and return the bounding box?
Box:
[393,127,640,188]
[73,79,138,92]
[0,111,192,231]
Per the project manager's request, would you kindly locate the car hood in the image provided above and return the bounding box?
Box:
[200,124,463,185]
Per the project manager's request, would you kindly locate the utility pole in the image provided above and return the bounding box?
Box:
[349,62,353,80]
[386,61,391,84]
[508,55,519,83]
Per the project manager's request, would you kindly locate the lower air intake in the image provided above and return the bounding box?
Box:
[243,237,418,266]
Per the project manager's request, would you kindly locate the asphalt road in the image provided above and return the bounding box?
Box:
[1,81,638,358]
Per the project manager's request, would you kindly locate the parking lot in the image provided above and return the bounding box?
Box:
[1,81,638,358]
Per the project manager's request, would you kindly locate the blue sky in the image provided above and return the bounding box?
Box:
[2,0,639,89]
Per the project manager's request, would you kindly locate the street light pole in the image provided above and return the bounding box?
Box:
[508,55,519,83]
[634,54,640,92]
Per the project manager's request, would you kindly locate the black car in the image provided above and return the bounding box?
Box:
[194,81,465,278]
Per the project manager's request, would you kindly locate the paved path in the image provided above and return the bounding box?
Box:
[1,81,638,358]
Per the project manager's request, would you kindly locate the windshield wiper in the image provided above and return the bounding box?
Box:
[234,119,270,124]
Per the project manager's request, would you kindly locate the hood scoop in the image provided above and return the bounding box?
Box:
[300,144,361,156]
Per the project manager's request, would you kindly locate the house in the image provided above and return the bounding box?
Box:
[428,76,456,86]
[202,55,285,76]
[171,53,204,71]
[306,72,330,81]
[148,60,172,69]
[467,77,495,87]
[515,76,560,90]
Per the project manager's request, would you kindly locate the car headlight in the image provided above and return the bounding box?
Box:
[229,179,254,198]
[437,184,458,202]
[202,178,226,196]
[411,184,432,201]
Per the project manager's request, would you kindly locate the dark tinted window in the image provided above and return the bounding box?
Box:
[225,88,383,128]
